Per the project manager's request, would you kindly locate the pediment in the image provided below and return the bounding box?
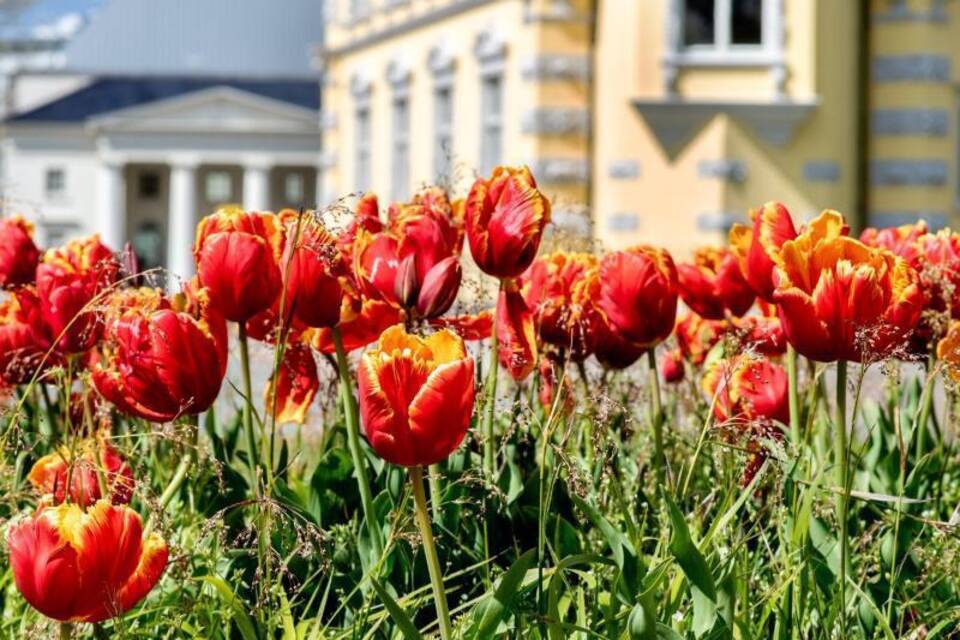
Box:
[87,86,320,135]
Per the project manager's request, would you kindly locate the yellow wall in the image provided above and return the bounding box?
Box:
[592,0,859,261]
[320,0,592,233]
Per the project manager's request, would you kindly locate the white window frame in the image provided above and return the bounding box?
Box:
[284,172,306,204]
[391,95,410,201]
[667,0,783,67]
[45,167,66,199]
[433,84,454,181]
[479,73,503,176]
[205,170,233,203]
[354,106,372,193]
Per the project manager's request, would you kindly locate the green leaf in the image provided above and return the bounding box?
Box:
[471,549,537,638]
[370,577,423,640]
[202,575,259,640]
[664,493,717,637]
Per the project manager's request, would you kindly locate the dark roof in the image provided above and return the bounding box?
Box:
[8,76,320,123]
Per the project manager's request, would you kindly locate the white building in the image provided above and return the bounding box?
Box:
[0,0,323,279]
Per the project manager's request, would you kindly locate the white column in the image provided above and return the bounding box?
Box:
[96,161,125,250]
[168,161,197,283]
[242,162,270,211]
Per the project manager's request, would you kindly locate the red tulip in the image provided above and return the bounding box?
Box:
[465,165,551,279]
[28,436,134,506]
[0,286,55,384]
[310,294,403,354]
[497,282,538,380]
[593,316,646,370]
[8,500,167,623]
[428,310,494,341]
[860,220,926,261]
[194,207,284,322]
[358,325,475,466]
[702,356,789,425]
[281,215,344,329]
[659,349,685,384]
[773,211,924,362]
[92,286,227,422]
[265,342,319,424]
[598,245,679,349]
[523,251,604,359]
[0,216,40,288]
[728,202,799,302]
[678,247,755,320]
[537,353,574,416]
[354,191,463,319]
[36,235,119,354]
[674,311,726,366]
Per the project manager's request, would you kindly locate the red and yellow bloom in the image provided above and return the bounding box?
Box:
[678,246,755,320]
[464,165,551,279]
[194,207,284,322]
[0,286,55,384]
[729,202,799,302]
[28,436,134,506]
[358,325,474,466]
[36,235,119,354]
[353,189,463,319]
[93,286,227,422]
[497,281,538,380]
[0,216,40,288]
[702,355,789,425]
[523,251,604,359]
[8,500,167,623]
[281,214,344,329]
[773,211,923,362]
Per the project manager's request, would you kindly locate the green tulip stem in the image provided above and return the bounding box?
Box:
[332,327,384,561]
[787,345,801,446]
[834,359,849,631]
[410,465,453,640]
[482,282,501,479]
[647,349,665,485]
[238,323,260,479]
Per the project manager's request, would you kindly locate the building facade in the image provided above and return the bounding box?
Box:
[318,0,594,238]
[0,0,324,279]
[318,0,960,260]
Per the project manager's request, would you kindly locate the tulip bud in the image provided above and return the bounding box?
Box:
[394,253,420,309]
[659,349,685,384]
[0,216,40,288]
[416,256,462,319]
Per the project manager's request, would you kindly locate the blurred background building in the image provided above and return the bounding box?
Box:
[2,0,959,270]
[318,0,958,258]
[0,0,322,279]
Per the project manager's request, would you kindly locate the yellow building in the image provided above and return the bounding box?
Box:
[317,0,960,259]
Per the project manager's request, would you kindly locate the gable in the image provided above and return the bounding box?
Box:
[87,86,321,135]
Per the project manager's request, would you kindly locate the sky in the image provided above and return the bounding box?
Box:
[0,0,102,40]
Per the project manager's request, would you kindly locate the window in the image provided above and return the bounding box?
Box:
[355,107,371,192]
[284,173,306,204]
[205,171,233,203]
[45,168,65,198]
[349,0,370,20]
[683,0,764,49]
[138,172,160,199]
[434,86,453,181]
[131,221,164,271]
[480,75,503,175]
[391,96,410,201]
